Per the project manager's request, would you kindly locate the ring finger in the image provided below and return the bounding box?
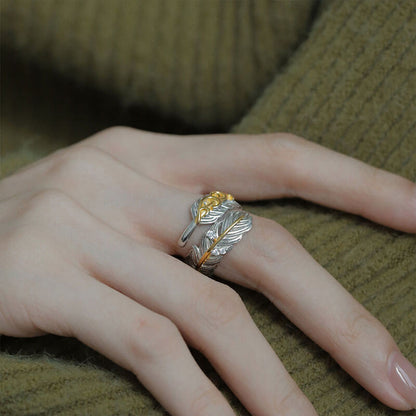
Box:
[78,222,316,415]
[2,154,318,413]
[3,141,414,410]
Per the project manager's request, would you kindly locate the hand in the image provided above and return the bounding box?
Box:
[1,127,415,415]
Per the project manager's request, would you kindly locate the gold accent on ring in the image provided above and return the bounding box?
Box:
[195,191,234,224]
[196,214,245,270]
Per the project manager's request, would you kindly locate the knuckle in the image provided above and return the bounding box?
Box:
[85,125,136,147]
[96,125,134,139]
[190,386,224,416]
[338,313,374,345]
[254,217,301,264]
[195,282,246,331]
[0,224,41,266]
[274,384,301,414]
[128,314,182,362]
[0,224,62,291]
[262,133,310,195]
[25,188,74,214]
[407,181,416,205]
[23,188,78,221]
[263,133,305,162]
[48,145,109,183]
[360,165,384,197]
[265,132,306,147]
[328,308,388,354]
[247,218,302,292]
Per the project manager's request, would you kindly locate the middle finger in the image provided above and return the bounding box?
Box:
[6,143,412,410]
[79,230,316,415]
[4,145,317,413]
[215,216,415,411]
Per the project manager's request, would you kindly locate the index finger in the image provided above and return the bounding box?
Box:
[83,128,416,233]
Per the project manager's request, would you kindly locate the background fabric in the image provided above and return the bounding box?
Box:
[0,0,316,173]
[0,0,415,415]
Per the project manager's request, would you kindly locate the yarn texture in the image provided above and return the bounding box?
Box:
[0,1,415,415]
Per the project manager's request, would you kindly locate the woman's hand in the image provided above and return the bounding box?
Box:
[0,127,415,415]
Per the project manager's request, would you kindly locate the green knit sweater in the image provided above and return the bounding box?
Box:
[0,1,415,415]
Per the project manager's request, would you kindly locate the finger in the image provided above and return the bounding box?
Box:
[21,186,314,414]
[58,272,236,416]
[0,188,235,415]
[257,134,416,234]
[84,128,416,233]
[16,149,409,410]
[0,145,176,251]
[75,215,317,415]
[215,215,416,411]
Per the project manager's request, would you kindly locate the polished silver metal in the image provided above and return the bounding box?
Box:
[178,194,240,247]
[187,208,253,275]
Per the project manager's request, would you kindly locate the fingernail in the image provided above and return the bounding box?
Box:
[388,350,416,409]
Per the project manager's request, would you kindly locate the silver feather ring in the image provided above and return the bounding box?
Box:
[186,208,253,275]
[178,191,240,247]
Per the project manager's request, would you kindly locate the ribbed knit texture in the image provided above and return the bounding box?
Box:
[0,1,415,415]
[231,0,416,414]
[0,0,315,133]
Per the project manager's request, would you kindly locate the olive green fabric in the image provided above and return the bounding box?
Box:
[0,0,315,133]
[0,0,415,415]
[0,0,316,176]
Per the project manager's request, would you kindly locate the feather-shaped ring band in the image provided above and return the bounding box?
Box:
[178,191,240,247]
[186,208,253,275]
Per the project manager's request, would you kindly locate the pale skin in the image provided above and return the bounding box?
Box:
[0,127,415,415]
